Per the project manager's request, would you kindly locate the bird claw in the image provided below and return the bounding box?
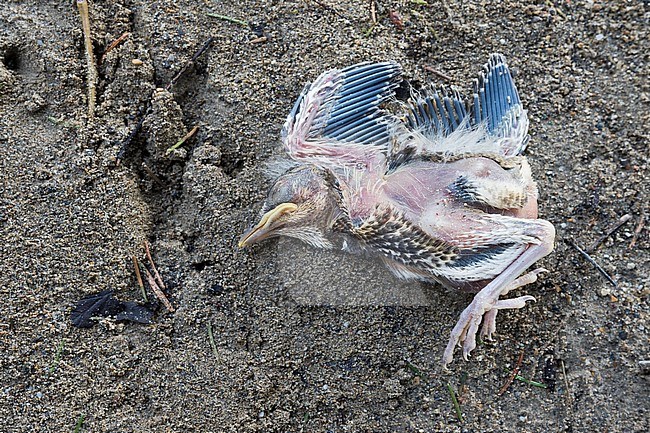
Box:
[480,309,498,340]
[442,268,544,366]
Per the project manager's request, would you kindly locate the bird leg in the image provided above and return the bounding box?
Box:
[480,268,547,340]
[442,220,554,365]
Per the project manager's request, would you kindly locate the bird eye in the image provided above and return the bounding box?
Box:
[266,183,296,210]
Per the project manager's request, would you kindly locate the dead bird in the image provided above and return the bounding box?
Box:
[239,54,555,365]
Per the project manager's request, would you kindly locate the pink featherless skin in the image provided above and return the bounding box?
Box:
[240,55,555,365]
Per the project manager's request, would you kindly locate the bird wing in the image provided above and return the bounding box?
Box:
[403,86,469,139]
[282,62,403,168]
[470,53,529,156]
[398,53,528,158]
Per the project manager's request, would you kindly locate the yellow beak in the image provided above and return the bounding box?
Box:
[238,203,298,248]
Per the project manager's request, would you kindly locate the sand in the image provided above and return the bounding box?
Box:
[1,1,648,431]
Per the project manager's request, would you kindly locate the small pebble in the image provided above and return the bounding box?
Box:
[595,33,605,41]
[131,59,144,66]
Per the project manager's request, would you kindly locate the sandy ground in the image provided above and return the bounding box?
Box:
[1,1,648,432]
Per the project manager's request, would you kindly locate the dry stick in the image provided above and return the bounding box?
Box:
[629,213,645,248]
[561,359,572,404]
[369,0,377,23]
[100,31,130,64]
[132,255,148,302]
[566,239,618,288]
[166,125,199,155]
[141,162,165,187]
[166,37,215,91]
[249,36,268,44]
[76,0,97,118]
[587,213,632,252]
[144,240,166,290]
[423,64,452,82]
[141,263,174,312]
[207,323,222,363]
[498,349,525,396]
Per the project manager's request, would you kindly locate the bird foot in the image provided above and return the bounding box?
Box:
[442,268,546,366]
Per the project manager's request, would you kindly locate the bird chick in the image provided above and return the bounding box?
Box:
[240,55,555,365]
[239,164,339,249]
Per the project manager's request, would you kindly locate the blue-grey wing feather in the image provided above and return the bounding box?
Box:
[320,62,402,146]
[470,53,529,155]
[404,86,468,138]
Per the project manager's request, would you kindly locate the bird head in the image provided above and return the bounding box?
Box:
[239,164,338,249]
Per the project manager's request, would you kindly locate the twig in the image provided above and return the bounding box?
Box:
[141,162,165,187]
[141,263,174,312]
[206,12,248,27]
[561,359,572,404]
[249,36,268,44]
[99,31,130,64]
[207,323,222,362]
[132,256,148,302]
[423,64,452,82]
[587,214,632,252]
[446,382,463,423]
[166,37,214,91]
[369,0,377,23]
[144,240,166,290]
[49,340,65,374]
[76,0,97,118]
[629,212,645,248]
[498,349,525,396]
[566,239,618,288]
[166,125,199,155]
